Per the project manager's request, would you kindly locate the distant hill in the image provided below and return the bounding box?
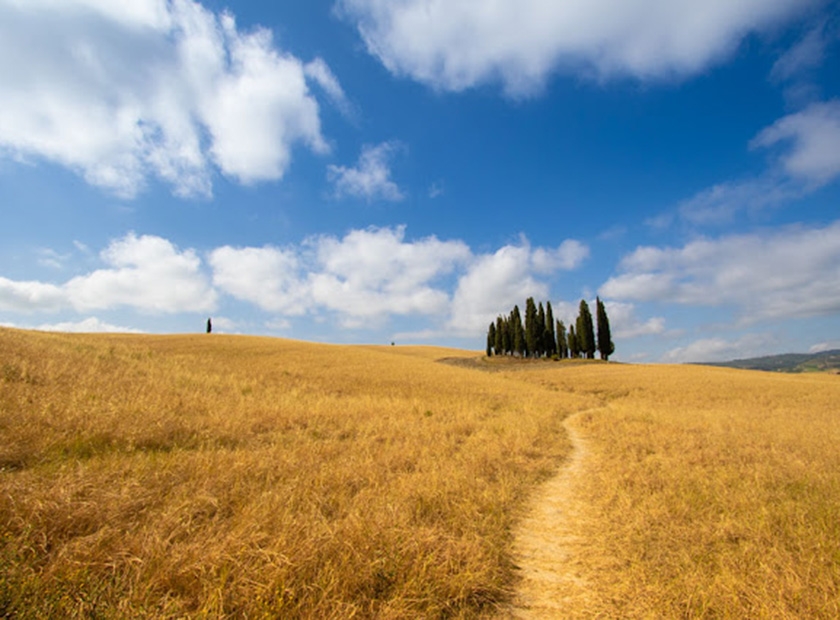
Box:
[701,350,840,373]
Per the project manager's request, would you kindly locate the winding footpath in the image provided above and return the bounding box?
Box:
[506,411,596,618]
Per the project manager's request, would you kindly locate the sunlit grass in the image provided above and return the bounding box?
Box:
[513,364,840,618]
[2,328,839,617]
[0,328,583,618]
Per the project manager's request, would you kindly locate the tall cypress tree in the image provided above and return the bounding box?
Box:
[577,299,596,359]
[512,305,525,357]
[568,324,579,358]
[556,319,567,359]
[537,302,546,358]
[495,316,504,356]
[596,297,615,361]
[545,302,556,357]
[524,298,539,358]
[487,322,496,357]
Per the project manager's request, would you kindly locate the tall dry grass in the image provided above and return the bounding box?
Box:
[512,363,840,618]
[0,328,586,618]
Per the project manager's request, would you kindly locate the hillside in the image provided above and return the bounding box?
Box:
[2,327,839,618]
[701,349,840,373]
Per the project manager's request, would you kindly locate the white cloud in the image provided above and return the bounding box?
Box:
[601,221,840,322]
[2,228,588,340]
[532,240,590,272]
[0,0,334,198]
[447,240,588,336]
[751,100,840,186]
[34,317,144,334]
[662,333,775,364]
[209,245,308,315]
[327,142,405,201]
[66,233,216,313]
[309,226,470,319]
[211,226,470,323]
[208,227,586,336]
[0,233,215,314]
[337,0,813,95]
[0,278,66,313]
[603,301,667,339]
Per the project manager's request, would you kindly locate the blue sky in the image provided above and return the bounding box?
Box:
[1,0,839,362]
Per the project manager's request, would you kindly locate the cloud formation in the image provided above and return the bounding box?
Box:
[0,233,216,314]
[0,0,334,198]
[327,142,405,201]
[2,228,589,338]
[601,220,840,322]
[337,0,813,95]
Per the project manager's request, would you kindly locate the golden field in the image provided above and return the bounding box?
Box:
[1,327,839,618]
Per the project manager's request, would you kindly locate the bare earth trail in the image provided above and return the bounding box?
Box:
[504,410,600,619]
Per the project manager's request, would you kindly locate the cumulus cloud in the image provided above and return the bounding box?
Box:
[337,0,813,95]
[0,233,216,314]
[211,226,470,325]
[0,278,66,313]
[66,234,217,312]
[602,301,667,339]
[310,226,470,320]
[601,221,840,322]
[447,240,589,336]
[0,0,335,198]
[327,142,405,201]
[209,245,307,315]
[3,228,588,339]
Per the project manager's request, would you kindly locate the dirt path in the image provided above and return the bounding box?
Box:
[505,411,596,618]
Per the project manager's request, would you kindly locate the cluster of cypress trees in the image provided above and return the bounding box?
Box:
[486,297,615,361]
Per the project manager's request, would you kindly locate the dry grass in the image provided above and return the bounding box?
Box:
[3,328,839,618]
[0,328,586,618]
[508,363,840,618]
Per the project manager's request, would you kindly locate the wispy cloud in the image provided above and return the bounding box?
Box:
[327,142,405,202]
[658,99,840,226]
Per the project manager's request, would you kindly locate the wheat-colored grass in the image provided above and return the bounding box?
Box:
[506,363,840,618]
[0,328,587,618]
[3,328,839,618]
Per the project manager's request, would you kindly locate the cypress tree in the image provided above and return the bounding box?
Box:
[577,299,596,359]
[537,302,546,357]
[568,324,579,358]
[495,316,504,355]
[502,317,511,355]
[487,322,496,357]
[524,298,539,358]
[556,319,567,359]
[545,301,556,357]
[511,305,525,357]
[596,297,615,361]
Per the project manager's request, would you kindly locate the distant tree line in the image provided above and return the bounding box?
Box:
[486,297,614,361]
